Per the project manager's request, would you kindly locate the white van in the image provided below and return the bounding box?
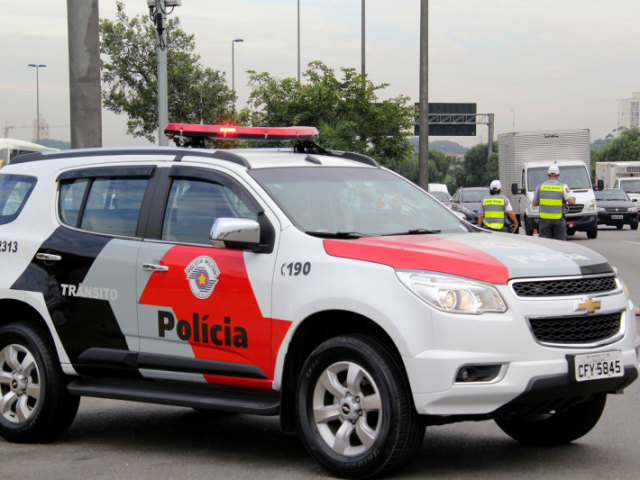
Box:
[0,138,57,168]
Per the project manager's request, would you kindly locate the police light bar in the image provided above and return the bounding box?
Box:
[164,123,319,141]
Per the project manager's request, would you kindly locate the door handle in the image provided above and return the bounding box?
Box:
[36,253,62,262]
[142,263,169,272]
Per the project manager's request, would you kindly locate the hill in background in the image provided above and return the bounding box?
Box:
[408,137,468,155]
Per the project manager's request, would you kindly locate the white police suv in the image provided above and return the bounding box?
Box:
[0,124,638,478]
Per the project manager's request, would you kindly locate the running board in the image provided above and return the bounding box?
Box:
[67,377,280,415]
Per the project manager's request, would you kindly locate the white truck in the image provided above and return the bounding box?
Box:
[498,129,598,238]
[594,161,640,201]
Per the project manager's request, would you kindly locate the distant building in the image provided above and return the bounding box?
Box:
[618,92,640,130]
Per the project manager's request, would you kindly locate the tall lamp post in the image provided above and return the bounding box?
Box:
[27,63,46,142]
[231,38,244,94]
[148,0,181,146]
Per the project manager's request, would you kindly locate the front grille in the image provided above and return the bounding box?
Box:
[604,207,629,213]
[529,312,621,344]
[566,204,583,214]
[512,275,617,297]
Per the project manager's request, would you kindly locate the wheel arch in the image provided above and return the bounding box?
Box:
[278,309,407,434]
[0,298,72,371]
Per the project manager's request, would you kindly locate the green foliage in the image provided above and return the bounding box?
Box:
[99,2,235,142]
[238,61,415,165]
[453,141,498,188]
[386,149,450,184]
[592,128,640,163]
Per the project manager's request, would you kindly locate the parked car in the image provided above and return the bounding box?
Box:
[450,186,489,223]
[595,188,639,230]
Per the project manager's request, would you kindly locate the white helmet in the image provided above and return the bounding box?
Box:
[548,164,560,176]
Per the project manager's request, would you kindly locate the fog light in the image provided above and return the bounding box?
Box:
[455,364,502,383]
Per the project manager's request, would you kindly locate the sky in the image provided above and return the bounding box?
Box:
[1,0,639,148]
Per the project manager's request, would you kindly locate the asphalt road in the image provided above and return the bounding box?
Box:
[2,226,639,480]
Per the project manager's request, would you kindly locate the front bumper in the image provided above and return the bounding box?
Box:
[528,213,597,232]
[598,211,638,226]
[565,213,598,231]
[405,285,639,418]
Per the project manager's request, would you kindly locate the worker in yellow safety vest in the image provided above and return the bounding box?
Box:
[532,164,576,240]
[478,180,519,233]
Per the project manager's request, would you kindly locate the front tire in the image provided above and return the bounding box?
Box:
[587,227,598,239]
[0,323,79,443]
[296,335,424,479]
[495,394,606,445]
[630,218,638,230]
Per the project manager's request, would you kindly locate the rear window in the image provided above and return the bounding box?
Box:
[59,176,148,237]
[0,174,37,225]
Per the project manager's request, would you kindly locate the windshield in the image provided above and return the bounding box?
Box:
[250,167,469,236]
[619,179,640,194]
[595,189,629,201]
[430,191,452,202]
[527,165,591,191]
[460,189,489,203]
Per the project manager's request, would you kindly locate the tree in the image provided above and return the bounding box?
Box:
[240,61,415,165]
[454,141,498,188]
[387,149,450,184]
[100,2,235,142]
[592,128,640,164]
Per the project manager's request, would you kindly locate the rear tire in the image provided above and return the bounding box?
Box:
[616,224,624,230]
[0,323,79,443]
[495,394,606,445]
[296,335,424,479]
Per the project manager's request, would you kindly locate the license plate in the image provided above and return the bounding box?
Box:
[571,351,624,382]
[612,215,623,219]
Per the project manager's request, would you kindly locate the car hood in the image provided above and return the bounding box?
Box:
[323,231,612,284]
[597,200,635,208]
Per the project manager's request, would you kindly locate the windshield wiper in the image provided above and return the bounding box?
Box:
[383,228,441,236]
[305,231,369,239]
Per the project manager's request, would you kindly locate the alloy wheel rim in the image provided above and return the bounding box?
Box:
[0,344,42,424]
[312,361,383,457]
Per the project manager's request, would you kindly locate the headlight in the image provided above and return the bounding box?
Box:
[628,207,637,212]
[396,271,507,314]
[597,206,605,212]
[585,199,596,211]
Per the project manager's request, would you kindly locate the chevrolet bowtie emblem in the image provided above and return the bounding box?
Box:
[574,298,601,314]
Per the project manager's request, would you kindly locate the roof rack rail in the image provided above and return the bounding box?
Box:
[293,140,379,167]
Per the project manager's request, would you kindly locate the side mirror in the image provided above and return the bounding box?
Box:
[210,217,264,252]
[633,198,638,203]
[511,183,520,195]
[596,179,604,191]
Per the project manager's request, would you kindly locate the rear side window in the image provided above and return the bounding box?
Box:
[0,174,37,225]
[59,176,149,236]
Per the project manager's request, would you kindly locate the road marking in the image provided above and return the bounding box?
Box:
[623,241,640,245]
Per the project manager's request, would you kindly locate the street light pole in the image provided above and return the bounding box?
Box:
[361,0,365,75]
[149,0,181,146]
[232,38,244,94]
[297,0,301,82]
[27,63,46,142]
